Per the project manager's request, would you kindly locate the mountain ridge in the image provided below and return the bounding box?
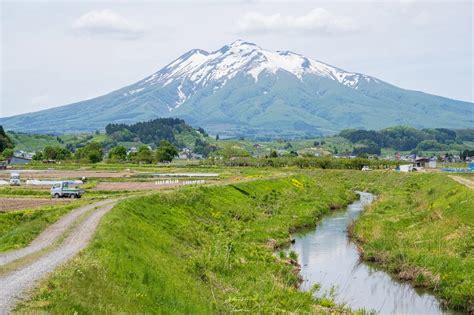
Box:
[1,40,472,137]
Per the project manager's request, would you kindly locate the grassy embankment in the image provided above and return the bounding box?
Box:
[352,173,473,311]
[0,202,85,252]
[19,173,359,313]
[11,170,474,313]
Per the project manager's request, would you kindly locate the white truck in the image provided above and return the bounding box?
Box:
[10,173,21,186]
[51,181,84,199]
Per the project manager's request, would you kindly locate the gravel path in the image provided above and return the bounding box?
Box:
[0,199,114,267]
[0,200,117,314]
[449,175,474,189]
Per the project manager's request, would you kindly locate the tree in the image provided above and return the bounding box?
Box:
[156,140,178,162]
[461,149,474,160]
[75,142,103,163]
[0,126,14,153]
[108,145,127,161]
[269,150,278,158]
[135,145,153,164]
[197,127,208,137]
[2,148,13,158]
[215,134,220,141]
[42,145,72,160]
[32,151,43,161]
[194,139,216,157]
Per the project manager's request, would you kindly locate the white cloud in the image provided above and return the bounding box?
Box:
[237,8,359,35]
[72,9,144,40]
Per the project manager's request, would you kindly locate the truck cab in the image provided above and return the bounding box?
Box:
[51,181,84,199]
[10,173,21,186]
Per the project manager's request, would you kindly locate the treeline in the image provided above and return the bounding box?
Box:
[105,118,201,147]
[339,126,474,155]
[202,156,398,170]
[32,140,178,164]
[0,126,14,159]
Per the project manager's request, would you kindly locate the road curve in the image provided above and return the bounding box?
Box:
[0,200,118,314]
[0,199,115,267]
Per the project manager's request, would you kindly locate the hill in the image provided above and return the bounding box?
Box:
[5,118,208,153]
[1,40,472,137]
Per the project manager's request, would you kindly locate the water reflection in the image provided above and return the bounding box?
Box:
[291,192,450,314]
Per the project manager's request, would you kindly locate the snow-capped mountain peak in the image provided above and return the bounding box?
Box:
[3,40,471,136]
[131,40,377,110]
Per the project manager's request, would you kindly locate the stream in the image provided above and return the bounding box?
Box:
[290,192,451,314]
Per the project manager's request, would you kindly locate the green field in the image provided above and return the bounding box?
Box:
[17,173,356,313]
[7,169,472,313]
[353,173,473,310]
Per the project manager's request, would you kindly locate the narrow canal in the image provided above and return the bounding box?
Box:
[290,192,450,314]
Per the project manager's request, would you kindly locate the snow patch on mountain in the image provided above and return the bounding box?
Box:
[137,40,379,111]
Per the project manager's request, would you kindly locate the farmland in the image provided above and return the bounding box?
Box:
[0,163,472,313]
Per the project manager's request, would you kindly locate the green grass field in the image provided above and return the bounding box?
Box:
[0,201,86,252]
[353,173,473,311]
[3,168,472,313]
[17,173,359,313]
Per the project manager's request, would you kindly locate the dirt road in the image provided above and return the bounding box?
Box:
[0,199,118,314]
[449,176,474,189]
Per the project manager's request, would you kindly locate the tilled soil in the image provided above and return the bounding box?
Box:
[0,198,69,212]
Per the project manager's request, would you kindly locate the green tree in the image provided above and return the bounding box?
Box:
[0,126,14,153]
[135,145,154,164]
[42,145,72,160]
[156,140,178,162]
[2,148,14,158]
[32,151,44,161]
[269,150,278,158]
[108,145,127,161]
[75,142,103,163]
[215,134,220,141]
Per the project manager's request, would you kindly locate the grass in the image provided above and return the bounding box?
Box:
[7,169,473,313]
[0,201,86,252]
[352,173,474,311]
[18,173,359,313]
[0,186,50,197]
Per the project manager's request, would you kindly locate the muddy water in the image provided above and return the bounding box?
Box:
[290,192,450,314]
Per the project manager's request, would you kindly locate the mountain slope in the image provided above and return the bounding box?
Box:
[1,40,472,137]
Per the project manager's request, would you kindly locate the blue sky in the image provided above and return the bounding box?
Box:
[1,0,473,117]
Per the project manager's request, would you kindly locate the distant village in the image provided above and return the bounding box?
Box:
[4,145,474,174]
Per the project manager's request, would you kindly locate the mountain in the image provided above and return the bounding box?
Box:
[1,40,472,137]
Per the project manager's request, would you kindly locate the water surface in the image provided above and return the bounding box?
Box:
[290,192,449,314]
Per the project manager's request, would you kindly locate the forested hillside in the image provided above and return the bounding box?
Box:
[339,126,474,156]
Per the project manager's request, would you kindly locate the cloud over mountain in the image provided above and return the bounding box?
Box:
[237,8,359,35]
[72,9,144,40]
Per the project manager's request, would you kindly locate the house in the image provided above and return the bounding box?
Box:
[253,144,262,148]
[14,150,34,159]
[428,158,437,169]
[414,157,430,168]
[6,156,32,165]
[178,148,192,159]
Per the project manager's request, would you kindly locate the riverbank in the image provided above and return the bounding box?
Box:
[16,173,358,313]
[352,173,473,312]
[10,170,472,313]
